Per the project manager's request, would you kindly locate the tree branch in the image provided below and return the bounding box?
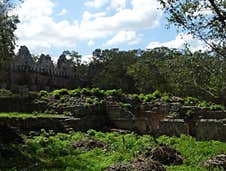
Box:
[208,0,226,26]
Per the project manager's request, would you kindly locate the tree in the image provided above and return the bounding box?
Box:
[63,50,82,67]
[159,0,226,57]
[0,0,19,65]
[90,49,137,92]
[127,48,172,93]
[62,50,88,84]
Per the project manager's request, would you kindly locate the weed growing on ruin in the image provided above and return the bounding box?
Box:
[210,104,225,111]
[30,88,226,111]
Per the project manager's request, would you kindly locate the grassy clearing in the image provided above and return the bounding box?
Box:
[1,130,226,170]
[0,112,67,118]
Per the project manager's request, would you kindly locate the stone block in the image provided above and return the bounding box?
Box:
[195,119,226,141]
[158,119,189,136]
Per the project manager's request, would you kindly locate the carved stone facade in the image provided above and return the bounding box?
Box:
[0,46,77,91]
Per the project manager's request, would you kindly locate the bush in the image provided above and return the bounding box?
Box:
[80,88,92,95]
[140,90,162,102]
[0,89,14,98]
[210,104,225,111]
[39,90,48,97]
[184,97,199,106]
[144,94,155,102]
[84,97,104,107]
[53,89,69,98]
[105,89,122,96]
[162,95,171,102]
[69,88,82,96]
[85,97,93,104]
[152,90,161,99]
[90,88,105,97]
[197,100,209,107]
[138,93,145,101]
[128,94,140,102]
[120,102,132,109]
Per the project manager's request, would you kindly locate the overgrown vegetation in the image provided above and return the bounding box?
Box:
[0,112,67,118]
[83,97,104,108]
[50,88,224,110]
[0,88,224,111]
[1,130,225,170]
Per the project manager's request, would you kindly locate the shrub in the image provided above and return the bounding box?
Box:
[69,88,82,96]
[83,102,90,108]
[105,89,122,96]
[197,100,209,107]
[162,94,171,102]
[210,104,225,111]
[120,102,132,109]
[85,97,93,104]
[138,93,145,101]
[128,94,140,102]
[84,97,104,107]
[53,89,69,98]
[144,94,155,102]
[0,89,14,98]
[152,90,161,99]
[184,97,199,105]
[90,88,105,97]
[80,88,92,95]
[39,90,48,97]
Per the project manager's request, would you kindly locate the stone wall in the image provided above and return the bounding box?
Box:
[0,117,105,134]
[0,95,226,141]
[0,46,77,91]
[158,118,226,141]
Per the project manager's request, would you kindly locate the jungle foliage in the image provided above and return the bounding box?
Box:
[73,48,226,106]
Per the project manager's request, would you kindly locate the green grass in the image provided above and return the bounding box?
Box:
[0,112,67,118]
[1,130,226,171]
[158,135,226,171]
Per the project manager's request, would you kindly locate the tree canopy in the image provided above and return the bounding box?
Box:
[0,0,19,65]
[159,0,226,57]
[84,47,226,105]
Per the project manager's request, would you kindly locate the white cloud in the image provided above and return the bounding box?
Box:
[15,0,81,51]
[146,33,208,52]
[58,9,67,16]
[82,11,106,21]
[84,0,109,9]
[85,0,126,11]
[16,0,54,21]
[15,0,163,52]
[88,40,95,46]
[110,0,126,11]
[81,0,162,32]
[106,31,141,46]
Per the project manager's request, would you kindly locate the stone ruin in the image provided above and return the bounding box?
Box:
[0,46,78,91]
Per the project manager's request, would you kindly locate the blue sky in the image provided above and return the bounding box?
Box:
[15,0,206,61]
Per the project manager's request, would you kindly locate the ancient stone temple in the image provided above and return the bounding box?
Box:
[13,46,34,67]
[0,46,77,92]
[57,54,74,76]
